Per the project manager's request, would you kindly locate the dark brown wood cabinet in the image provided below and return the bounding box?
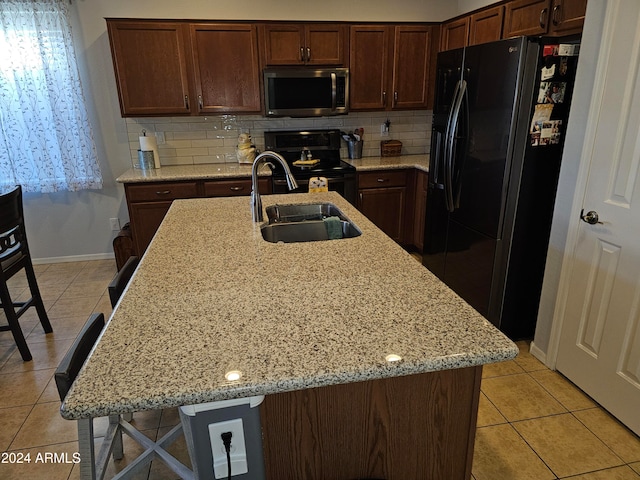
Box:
[261,23,347,66]
[357,170,408,243]
[548,0,588,35]
[440,17,469,51]
[503,0,586,38]
[107,19,261,116]
[107,21,193,116]
[412,169,429,251]
[350,25,435,111]
[190,24,261,114]
[124,177,271,255]
[469,6,505,46]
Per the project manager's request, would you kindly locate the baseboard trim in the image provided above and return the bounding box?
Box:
[529,341,550,368]
[32,253,115,265]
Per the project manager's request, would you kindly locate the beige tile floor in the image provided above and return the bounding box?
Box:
[1,259,639,480]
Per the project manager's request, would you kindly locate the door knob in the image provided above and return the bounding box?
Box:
[580,209,602,225]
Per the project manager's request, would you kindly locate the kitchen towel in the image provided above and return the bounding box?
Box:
[139,132,161,168]
[323,216,343,240]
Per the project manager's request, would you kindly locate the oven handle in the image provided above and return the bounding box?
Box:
[274,176,349,186]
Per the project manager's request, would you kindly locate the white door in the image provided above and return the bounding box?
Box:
[555,0,640,436]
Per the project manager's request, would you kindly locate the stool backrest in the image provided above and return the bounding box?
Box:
[0,186,26,257]
[108,256,139,308]
[55,313,105,402]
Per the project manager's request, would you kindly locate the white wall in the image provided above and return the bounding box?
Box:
[24,0,460,262]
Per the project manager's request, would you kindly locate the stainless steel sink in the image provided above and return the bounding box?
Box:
[261,203,361,243]
[265,202,348,223]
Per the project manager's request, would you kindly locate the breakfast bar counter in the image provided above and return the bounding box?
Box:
[61,191,517,479]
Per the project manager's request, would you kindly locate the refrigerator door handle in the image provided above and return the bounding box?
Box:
[429,130,445,189]
[445,79,467,212]
[444,80,462,211]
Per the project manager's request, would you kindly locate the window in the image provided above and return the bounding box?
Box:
[0,0,102,193]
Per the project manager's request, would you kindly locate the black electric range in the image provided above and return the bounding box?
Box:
[264,129,356,205]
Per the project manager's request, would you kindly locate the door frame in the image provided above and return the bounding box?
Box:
[532,0,609,367]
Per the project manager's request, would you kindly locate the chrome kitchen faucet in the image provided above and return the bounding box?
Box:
[251,151,298,222]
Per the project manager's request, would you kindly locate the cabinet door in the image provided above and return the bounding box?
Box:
[262,24,305,65]
[349,25,391,110]
[549,0,587,35]
[190,24,261,114]
[358,187,406,243]
[413,170,429,251]
[392,26,433,110]
[503,0,551,37]
[107,21,192,116]
[304,24,347,66]
[440,17,469,52]
[128,201,173,255]
[469,6,504,46]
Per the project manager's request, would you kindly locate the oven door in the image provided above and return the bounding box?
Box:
[273,173,356,206]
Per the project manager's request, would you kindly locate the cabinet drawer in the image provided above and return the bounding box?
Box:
[204,178,258,197]
[358,170,407,189]
[125,182,199,202]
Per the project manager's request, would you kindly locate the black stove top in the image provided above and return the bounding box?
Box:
[264,129,355,178]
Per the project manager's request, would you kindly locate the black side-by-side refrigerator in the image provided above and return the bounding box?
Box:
[422,36,580,340]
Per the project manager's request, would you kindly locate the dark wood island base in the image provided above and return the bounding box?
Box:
[261,366,482,480]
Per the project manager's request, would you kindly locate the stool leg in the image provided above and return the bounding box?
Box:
[24,262,52,334]
[0,282,32,361]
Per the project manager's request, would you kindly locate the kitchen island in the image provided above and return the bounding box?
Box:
[61,191,517,479]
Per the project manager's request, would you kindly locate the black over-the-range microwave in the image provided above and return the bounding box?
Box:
[263,67,349,117]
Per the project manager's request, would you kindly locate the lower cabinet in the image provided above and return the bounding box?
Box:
[124,177,271,256]
[357,168,428,249]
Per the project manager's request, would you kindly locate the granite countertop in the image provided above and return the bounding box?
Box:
[61,192,516,420]
[344,154,429,172]
[116,155,429,183]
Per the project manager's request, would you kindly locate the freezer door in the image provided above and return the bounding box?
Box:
[449,37,526,240]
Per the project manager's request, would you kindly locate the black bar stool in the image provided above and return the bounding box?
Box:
[0,185,53,361]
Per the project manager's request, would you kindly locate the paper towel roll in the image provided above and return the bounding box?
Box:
[139,134,161,168]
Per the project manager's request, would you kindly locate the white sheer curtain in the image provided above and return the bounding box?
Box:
[0,0,102,192]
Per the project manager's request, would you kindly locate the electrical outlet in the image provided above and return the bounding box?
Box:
[381,123,390,137]
[109,218,121,231]
[155,131,166,145]
[208,418,248,477]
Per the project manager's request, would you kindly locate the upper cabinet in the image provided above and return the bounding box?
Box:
[189,24,261,114]
[107,20,261,117]
[260,23,347,66]
[503,0,586,38]
[469,6,504,46]
[440,18,469,52]
[350,25,435,111]
[107,21,193,116]
[441,0,586,52]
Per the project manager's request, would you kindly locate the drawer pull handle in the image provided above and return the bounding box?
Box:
[155,190,171,195]
[229,186,244,191]
[377,178,389,182]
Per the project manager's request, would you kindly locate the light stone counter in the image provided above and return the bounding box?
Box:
[116,163,268,183]
[61,191,516,420]
[115,155,428,184]
[345,154,429,172]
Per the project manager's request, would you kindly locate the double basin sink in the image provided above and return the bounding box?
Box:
[261,202,361,243]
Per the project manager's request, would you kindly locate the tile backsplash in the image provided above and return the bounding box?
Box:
[126,110,432,168]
